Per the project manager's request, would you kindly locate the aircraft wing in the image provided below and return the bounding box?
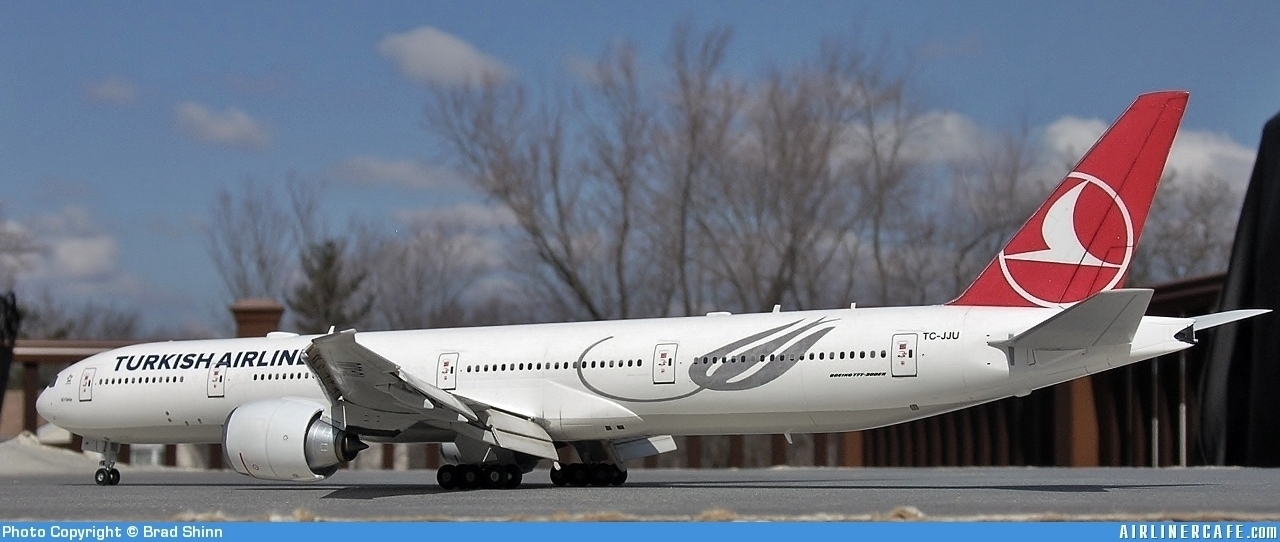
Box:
[304,330,559,460]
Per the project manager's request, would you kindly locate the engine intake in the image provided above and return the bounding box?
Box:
[223,397,366,481]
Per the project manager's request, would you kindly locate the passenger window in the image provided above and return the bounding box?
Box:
[881,350,887,358]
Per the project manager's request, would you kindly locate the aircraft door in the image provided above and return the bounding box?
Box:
[891,333,918,377]
[78,367,96,401]
[437,352,459,390]
[652,343,678,384]
[207,366,225,398]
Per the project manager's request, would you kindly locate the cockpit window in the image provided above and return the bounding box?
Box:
[46,376,58,389]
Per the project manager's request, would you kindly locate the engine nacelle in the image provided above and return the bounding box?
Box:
[223,397,366,482]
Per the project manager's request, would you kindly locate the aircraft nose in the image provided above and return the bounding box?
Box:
[36,382,61,423]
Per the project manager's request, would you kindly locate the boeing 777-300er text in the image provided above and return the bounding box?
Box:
[38,91,1267,488]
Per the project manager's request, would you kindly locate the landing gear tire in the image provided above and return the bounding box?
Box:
[565,463,590,487]
[503,465,522,489]
[588,464,613,486]
[549,465,568,487]
[94,468,110,486]
[481,465,505,489]
[459,464,480,489]
[107,469,120,486]
[609,465,627,486]
[436,464,458,490]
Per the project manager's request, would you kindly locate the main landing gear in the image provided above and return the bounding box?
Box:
[549,463,627,487]
[436,463,522,490]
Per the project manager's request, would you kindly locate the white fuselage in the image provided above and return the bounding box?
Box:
[36,305,1193,446]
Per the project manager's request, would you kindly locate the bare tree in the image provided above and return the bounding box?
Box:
[1130,172,1243,285]
[941,124,1053,298]
[203,175,327,305]
[695,62,855,312]
[359,220,487,330]
[286,238,374,333]
[652,23,741,316]
[203,178,293,301]
[427,42,673,321]
[0,207,43,291]
[841,58,929,306]
[17,290,141,340]
[575,42,665,318]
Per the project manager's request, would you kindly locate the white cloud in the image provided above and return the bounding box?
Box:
[16,207,142,297]
[1166,130,1256,188]
[84,76,138,105]
[378,26,510,86]
[174,102,271,151]
[1044,116,1255,188]
[51,236,117,280]
[1043,116,1109,161]
[331,155,463,190]
[909,110,986,164]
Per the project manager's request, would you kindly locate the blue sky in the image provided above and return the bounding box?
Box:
[2,1,1278,335]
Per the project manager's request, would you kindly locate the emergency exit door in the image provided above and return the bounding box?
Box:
[652,343,678,384]
[79,368,96,402]
[207,366,225,398]
[891,333,918,377]
[437,352,459,390]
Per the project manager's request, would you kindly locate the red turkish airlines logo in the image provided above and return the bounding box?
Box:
[996,172,1134,307]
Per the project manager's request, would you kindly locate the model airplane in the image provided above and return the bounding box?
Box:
[37,91,1267,488]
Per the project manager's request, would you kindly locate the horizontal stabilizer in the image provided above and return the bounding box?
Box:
[1194,309,1271,331]
[990,289,1153,351]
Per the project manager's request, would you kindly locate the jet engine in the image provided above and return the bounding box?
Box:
[222,397,366,481]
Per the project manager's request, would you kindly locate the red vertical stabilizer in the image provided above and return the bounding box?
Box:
[948,91,1188,307]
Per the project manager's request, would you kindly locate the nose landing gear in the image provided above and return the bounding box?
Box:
[85,439,122,486]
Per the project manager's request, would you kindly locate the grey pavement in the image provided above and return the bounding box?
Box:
[2,466,1278,521]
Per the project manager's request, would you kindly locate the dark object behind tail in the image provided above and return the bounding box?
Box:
[1200,112,1280,466]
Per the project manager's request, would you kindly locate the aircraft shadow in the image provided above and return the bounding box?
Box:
[641,481,1205,493]
[310,480,1206,500]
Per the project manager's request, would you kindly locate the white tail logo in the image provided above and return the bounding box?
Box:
[997,172,1134,307]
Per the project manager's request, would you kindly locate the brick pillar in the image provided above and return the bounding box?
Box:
[838,431,864,466]
[729,435,745,467]
[1053,376,1100,466]
[231,299,285,338]
[771,434,788,465]
[685,436,702,468]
